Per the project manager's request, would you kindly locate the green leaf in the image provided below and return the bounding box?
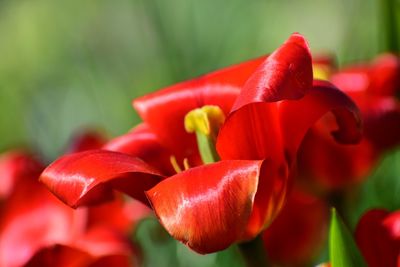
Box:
[329,208,367,267]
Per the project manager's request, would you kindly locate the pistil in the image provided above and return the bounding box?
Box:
[184,105,225,164]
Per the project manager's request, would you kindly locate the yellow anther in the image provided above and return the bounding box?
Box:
[184,105,225,140]
[313,64,331,81]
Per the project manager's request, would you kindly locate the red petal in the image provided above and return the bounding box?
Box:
[218,81,361,161]
[362,98,400,151]
[133,56,266,159]
[67,129,107,153]
[73,226,134,258]
[86,196,151,233]
[24,245,92,267]
[298,127,377,191]
[231,33,313,111]
[331,53,400,97]
[104,124,174,175]
[39,150,164,208]
[262,189,329,266]
[146,160,263,254]
[25,244,135,267]
[382,210,400,241]
[279,80,362,154]
[216,33,314,160]
[368,54,400,96]
[0,176,82,267]
[217,102,284,160]
[0,151,43,199]
[241,159,289,240]
[215,104,291,238]
[355,209,400,267]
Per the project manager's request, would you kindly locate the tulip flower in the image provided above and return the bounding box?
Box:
[298,54,400,191]
[262,189,329,266]
[0,131,144,267]
[355,209,400,267]
[40,33,362,253]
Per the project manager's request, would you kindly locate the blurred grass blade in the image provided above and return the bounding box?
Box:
[380,0,399,52]
[329,208,367,267]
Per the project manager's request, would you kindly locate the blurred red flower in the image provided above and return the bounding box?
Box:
[39,34,361,253]
[0,131,145,267]
[262,189,329,267]
[355,209,400,267]
[299,54,400,191]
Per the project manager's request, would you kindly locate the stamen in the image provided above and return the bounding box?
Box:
[170,156,182,173]
[183,158,190,170]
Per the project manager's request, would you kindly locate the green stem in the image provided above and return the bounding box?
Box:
[381,0,399,52]
[238,235,269,267]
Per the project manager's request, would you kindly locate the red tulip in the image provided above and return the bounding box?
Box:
[40,33,361,253]
[299,54,400,191]
[0,131,144,266]
[262,189,329,266]
[355,209,400,267]
[0,151,81,267]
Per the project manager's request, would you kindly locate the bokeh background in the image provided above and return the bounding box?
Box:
[1,0,397,160]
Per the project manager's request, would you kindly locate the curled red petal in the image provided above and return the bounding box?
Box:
[231,33,313,112]
[133,56,266,159]
[146,160,263,254]
[217,33,316,161]
[104,124,174,175]
[217,80,362,162]
[355,209,400,267]
[39,150,164,208]
[280,80,362,156]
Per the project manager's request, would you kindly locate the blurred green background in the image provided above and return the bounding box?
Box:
[1,0,397,161]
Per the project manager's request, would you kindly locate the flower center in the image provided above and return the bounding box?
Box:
[184,105,225,164]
